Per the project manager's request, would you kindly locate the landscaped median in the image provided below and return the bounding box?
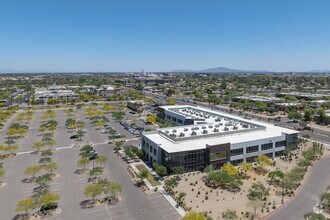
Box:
[129,162,160,192]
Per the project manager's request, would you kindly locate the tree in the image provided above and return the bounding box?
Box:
[32,141,44,152]
[45,162,58,175]
[304,212,326,220]
[268,170,284,185]
[77,157,90,171]
[182,210,206,220]
[153,163,167,177]
[0,168,5,183]
[303,108,315,122]
[39,192,60,206]
[172,166,184,175]
[138,169,148,184]
[77,129,85,141]
[238,162,253,177]
[35,175,52,189]
[146,115,156,124]
[15,197,35,215]
[164,177,178,192]
[95,155,107,168]
[39,157,52,166]
[114,141,123,151]
[25,165,41,179]
[288,111,302,121]
[84,183,103,202]
[221,163,238,175]
[248,181,269,200]
[320,192,330,213]
[203,165,214,174]
[108,182,122,201]
[222,210,238,220]
[165,97,176,105]
[247,199,263,220]
[255,154,272,173]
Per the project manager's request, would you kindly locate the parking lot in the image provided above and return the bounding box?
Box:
[0,107,180,220]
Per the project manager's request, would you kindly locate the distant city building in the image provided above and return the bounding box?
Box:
[142,105,299,172]
[34,88,79,103]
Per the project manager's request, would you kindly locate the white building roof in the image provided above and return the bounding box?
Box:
[144,105,298,153]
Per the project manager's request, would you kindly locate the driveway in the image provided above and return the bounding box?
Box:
[265,156,330,220]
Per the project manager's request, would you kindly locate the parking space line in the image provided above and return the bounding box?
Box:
[159,208,174,213]
[148,194,163,200]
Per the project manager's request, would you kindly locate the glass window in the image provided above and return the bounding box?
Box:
[275,141,286,148]
[230,148,243,156]
[261,143,273,151]
[210,151,227,161]
[246,145,259,154]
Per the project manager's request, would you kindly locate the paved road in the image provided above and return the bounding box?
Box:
[265,156,330,220]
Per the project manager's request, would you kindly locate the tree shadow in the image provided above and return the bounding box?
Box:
[22,177,35,183]
[80,199,95,209]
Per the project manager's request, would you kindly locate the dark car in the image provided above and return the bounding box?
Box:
[70,134,79,139]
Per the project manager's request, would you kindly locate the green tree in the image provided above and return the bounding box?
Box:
[24,165,41,179]
[84,183,103,202]
[222,209,238,220]
[165,97,176,105]
[39,192,60,206]
[248,181,269,200]
[77,158,90,171]
[153,163,167,177]
[288,111,302,121]
[95,155,107,168]
[203,165,214,174]
[238,161,253,178]
[108,182,122,201]
[268,170,284,185]
[15,197,35,215]
[303,108,315,122]
[320,192,330,213]
[32,141,44,152]
[255,154,272,173]
[138,169,148,184]
[45,162,58,175]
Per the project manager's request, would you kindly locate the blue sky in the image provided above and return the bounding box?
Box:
[1,0,330,72]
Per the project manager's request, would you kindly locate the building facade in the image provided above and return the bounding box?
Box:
[142,105,299,173]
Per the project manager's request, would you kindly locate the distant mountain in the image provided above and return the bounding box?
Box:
[309,69,330,73]
[171,66,269,73]
[202,66,245,73]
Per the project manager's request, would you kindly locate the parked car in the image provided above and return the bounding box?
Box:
[70,134,79,139]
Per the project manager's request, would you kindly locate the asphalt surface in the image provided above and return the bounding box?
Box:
[265,155,330,220]
[0,107,181,220]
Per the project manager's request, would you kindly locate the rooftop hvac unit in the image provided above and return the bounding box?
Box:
[179,132,185,137]
[233,126,238,130]
[184,128,188,131]
[214,128,219,132]
[215,124,220,128]
[208,125,213,128]
[224,127,229,131]
[191,131,197,135]
[172,130,177,133]
[202,130,208,134]
[202,126,206,129]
